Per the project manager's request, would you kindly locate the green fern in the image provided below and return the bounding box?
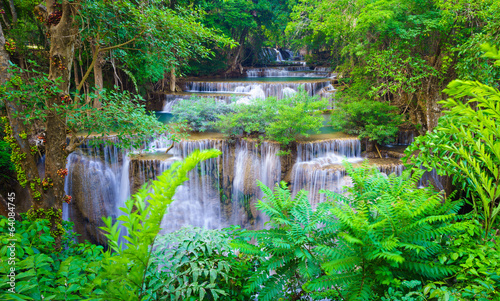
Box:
[233,181,336,301]
[303,163,467,300]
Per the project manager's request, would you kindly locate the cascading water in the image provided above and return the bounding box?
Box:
[276,49,284,62]
[291,139,362,206]
[229,140,281,229]
[183,80,331,99]
[63,137,136,244]
[65,54,413,244]
[245,67,328,78]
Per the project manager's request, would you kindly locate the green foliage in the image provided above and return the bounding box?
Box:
[304,163,466,300]
[382,280,424,301]
[0,216,103,300]
[171,97,234,132]
[78,0,235,87]
[214,98,271,137]
[287,0,499,131]
[265,90,328,146]
[215,88,328,147]
[0,123,14,179]
[233,181,336,301]
[1,66,180,151]
[147,226,254,301]
[90,149,222,300]
[405,44,500,236]
[422,223,500,300]
[330,99,403,145]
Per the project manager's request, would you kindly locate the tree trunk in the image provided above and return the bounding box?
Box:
[1,22,39,218]
[0,22,9,84]
[42,0,78,247]
[226,27,248,74]
[169,67,176,92]
[8,0,17,25]
[92,42,104,108]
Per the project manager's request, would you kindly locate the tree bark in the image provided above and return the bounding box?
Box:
[226,27,248,74]
[92,41,105,107]
[43,0,78,247]
[0,22,9,84]
[8,0,17,26]
[169,67,176,92]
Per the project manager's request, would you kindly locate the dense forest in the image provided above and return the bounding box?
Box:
[0,0,499,300]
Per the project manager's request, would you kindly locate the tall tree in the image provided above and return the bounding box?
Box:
[0,0,233,245]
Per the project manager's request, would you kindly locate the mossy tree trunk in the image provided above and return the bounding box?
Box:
[1,0,80,248]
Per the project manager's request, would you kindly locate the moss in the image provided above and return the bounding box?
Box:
[2,117,28,187]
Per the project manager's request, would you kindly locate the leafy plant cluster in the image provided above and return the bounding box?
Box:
[147,226,254,301]
[171,97,235,132]
[405,44,500,237]
[0,216,104,299]
[287,0,500,132]
[330,98,403,147]
[172,87,328,147]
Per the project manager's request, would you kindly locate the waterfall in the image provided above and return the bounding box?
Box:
[183,80,331,99]
[317,84,336,109]
[64,150,121,244]
[276,49,284,62]
[296,138,361,162]
[63,138,133,244]
[395,130,416,145]
[162,99,179,113]
[282,87,296,98]
[291,139,363,207]
[229,140,281,228]
[245,67,327,78]
[129,139,226,233]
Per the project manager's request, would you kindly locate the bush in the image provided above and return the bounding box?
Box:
[172,97,234,132]
[214,98,271,137]
[405,44,500,237]
[215,87,328,147]
[0,216,103,300]
[148,226,254,301]
[330,99,403,147]
[305,164,466,299]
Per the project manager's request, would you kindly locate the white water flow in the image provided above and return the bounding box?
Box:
[246,67,328,78]
[276,49,284,62]
[230,140,281,228]
[291,139,363,207]
[64,140,129,244]
[183,80,331,99]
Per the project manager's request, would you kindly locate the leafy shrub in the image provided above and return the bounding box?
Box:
[423,222,500,300]
[382,280,424,301]
[214,98,271,137]
[330,99,403,146]
[147,226,254,301]
[265,90,327,147]
[172,97,234,132]
[236,162,466,300]
[215,88,328,147]
[0,216,103,300]
[0,138,13,179]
